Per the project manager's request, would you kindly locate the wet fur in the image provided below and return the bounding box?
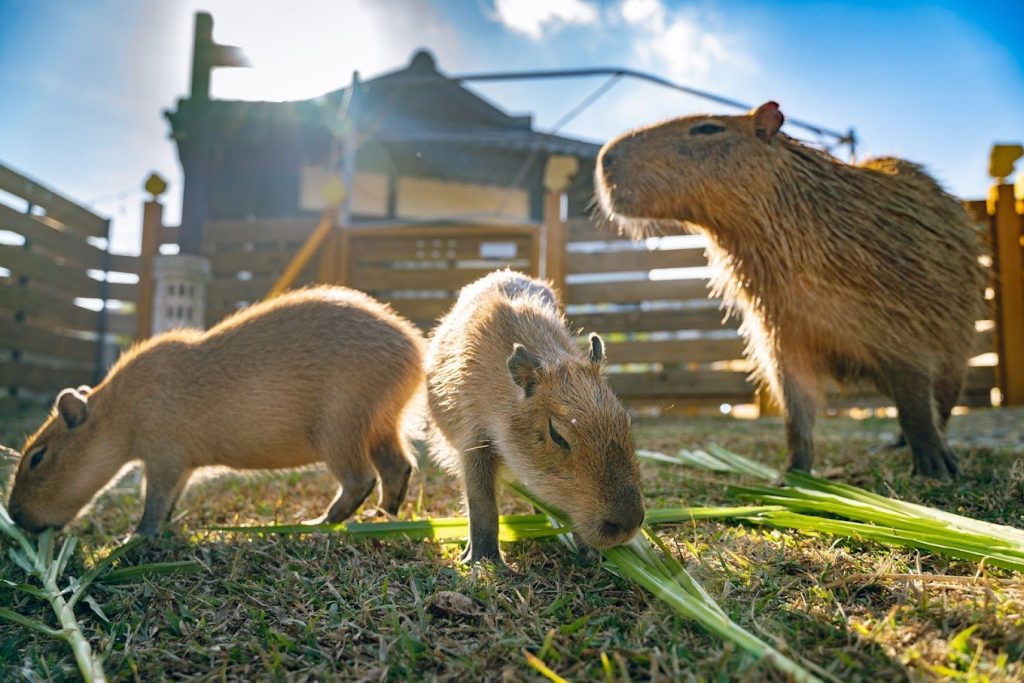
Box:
[426,271,643,564]
[596,105,987,479]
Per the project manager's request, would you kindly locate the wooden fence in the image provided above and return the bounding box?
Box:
[0,164,139,411]
[2,164,1022,416]
[202,217,539,330]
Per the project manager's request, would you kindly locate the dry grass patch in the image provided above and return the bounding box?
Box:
[2,409,1023,680]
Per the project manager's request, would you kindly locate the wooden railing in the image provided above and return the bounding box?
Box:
[0,164,136,410]
[3,151,1021,414]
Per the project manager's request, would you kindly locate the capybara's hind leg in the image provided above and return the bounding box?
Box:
[781,365,820,473]
[137,460,192,536]
[933,362,966,434]
[889,366,958,479]
[461,444,503,565]
[369,431,413,515]
[319,442,378,524]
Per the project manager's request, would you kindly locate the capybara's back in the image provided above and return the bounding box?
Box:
[7,286,425,534]
[596,101,986,480]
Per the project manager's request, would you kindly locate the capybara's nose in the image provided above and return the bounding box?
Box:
[600,507,644,545]
[10,507,31,531]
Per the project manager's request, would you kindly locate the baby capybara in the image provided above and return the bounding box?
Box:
[6,286,424,534]
[426,270,644,565]
[596,102,986,479]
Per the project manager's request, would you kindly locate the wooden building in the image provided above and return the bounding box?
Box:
[164,48,599,253]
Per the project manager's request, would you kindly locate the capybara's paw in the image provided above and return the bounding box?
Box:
[460,541,506,568]
[911,447,959,480]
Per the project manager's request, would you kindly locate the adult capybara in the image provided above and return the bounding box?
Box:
[6,286,424,534]
[596,102,986,479]
[427,271,643,564]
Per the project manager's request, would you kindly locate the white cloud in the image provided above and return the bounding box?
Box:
[620,0,665,29]
[616,0,750,86]
[492,0,598,40]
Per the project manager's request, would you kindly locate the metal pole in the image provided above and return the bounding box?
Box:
[93,219,112,385]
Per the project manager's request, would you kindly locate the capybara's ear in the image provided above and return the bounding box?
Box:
[752,101,784,140]
[508,344,542,397]
[56,388,88,429]
[76,385,91,396]
[589,333,605,364]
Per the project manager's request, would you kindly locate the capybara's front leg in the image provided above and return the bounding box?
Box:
[461,445,503,566]
[369,431,414,515]
[887,365,958,480]
[137,461,192,536]
[781,363,820,473]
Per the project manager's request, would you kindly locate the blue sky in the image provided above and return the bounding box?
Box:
[1,0,1021,254]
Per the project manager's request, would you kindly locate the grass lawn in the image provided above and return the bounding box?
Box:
[2,408,1023,681]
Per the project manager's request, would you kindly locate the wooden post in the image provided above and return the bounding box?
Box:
[267,211,334,298]
[316,228,339,283]
[542,155,578,298]
[989,181,1024,405]
[136,199,164,340]
[335,227,351,286]
[543,191,566,294]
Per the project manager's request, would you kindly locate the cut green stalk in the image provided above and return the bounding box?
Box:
[506,482,821,683]
[639,445,1024,573]
[0,505,107,683]
[0,502,205,682]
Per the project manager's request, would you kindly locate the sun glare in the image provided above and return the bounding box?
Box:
[202,2,405,101]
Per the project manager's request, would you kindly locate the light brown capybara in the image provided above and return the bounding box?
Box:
[596,101,986,479]
[426,270,643,565]
[6,286,424,535]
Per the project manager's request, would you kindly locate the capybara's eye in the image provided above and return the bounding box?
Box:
[29,447,46,470]
[548,419,570,451]
[690,123,725,136]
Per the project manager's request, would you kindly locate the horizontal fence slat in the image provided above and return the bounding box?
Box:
[604,338,746,365]
[567,247,707,274]
[609,369,753,399]
[0,283,135,337]
[567,218,620,242]
[966,364,996,391]
[0,362,94,394]
[0,324,98,363]
[203,217,321,248]
[206,277,278,304]
[351,267,497,292]
[380,297,454,325]
[0,243,104,295]
[0,282,100,330]
[209,249,304,276]
[566,278,710,305]
[566,306,736,334]
[107,253,139,274]
[0,164,107,238]
[568,218,691,243]
[972,328,995,357]
[0,203,110,270]
[352,236,533,263]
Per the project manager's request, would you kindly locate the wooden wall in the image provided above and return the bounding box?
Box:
[0,164,138,411]
[561,218,753,410]
[203,219,539,329]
